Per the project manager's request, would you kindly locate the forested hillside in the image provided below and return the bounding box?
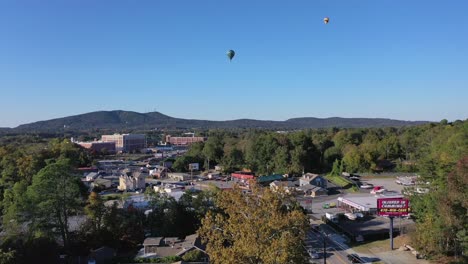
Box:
[9,110,428,132]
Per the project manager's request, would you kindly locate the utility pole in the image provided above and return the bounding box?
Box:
[390,216,394,250]
[323,234,326,264]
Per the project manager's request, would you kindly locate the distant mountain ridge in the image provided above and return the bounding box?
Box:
[5,110,429,132]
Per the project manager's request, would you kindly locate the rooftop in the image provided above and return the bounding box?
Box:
[256,174,285,183]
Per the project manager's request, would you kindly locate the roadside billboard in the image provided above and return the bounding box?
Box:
[377,198,410,217]
[189,163,199,171]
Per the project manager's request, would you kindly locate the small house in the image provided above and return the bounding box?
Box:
[297,184,328,197]
[299,173,327,188]
[142,234,207,261]
[269,180,297,194]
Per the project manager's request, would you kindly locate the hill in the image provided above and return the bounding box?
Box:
[10,110,429,132]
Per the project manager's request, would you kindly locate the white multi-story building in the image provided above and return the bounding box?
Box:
[101,134,146,152]
[118,170,146,191]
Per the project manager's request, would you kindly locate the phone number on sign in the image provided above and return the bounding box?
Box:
[378,208,408,213]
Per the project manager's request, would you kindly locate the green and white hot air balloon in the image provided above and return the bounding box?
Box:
[227,50,235,61]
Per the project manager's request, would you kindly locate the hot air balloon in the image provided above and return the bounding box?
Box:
[227,50,235,61]
[323,17,329,24]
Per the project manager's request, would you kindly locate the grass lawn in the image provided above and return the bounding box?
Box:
[325,174,356,188]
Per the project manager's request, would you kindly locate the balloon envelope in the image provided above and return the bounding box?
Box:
[227,50,235,61]
[323,17,329,24]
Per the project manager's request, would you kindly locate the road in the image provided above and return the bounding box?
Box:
[305,229,352,264]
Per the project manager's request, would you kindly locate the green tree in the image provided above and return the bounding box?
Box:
[2,180,29,237]
[182,250,203,262]
[203,137,224,169]
[26,159,83,251]
[0,249,15,264]
[342,145,363,173]
[273,146,290,175]
[221,148,244,173]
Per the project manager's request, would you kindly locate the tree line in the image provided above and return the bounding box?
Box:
[173,120,466,176]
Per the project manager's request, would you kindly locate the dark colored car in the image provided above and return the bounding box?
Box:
[347,254,363,263]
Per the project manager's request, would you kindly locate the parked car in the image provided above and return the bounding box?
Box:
[360,183,374,189]
[308,249,320,259]
[370,186,386,194]
[416,188,429,194]
[355,212,364,218]
[345,213,357,220]
[322,202,336,209]
[347,254,363,263]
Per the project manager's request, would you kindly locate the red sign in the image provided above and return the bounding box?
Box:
[377,198,410,217]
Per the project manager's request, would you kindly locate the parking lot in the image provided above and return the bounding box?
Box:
[360,177,406,193]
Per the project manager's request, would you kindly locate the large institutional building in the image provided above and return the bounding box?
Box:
[165,135,205,146]
[101,134,147,152]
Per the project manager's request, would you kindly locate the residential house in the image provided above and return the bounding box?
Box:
[297,184,328,197]
[142,234,207,261]
[150,165,169,179]
[91,178,112,189]
[269,180,297,194]
[299,173,327,188]
[85,172,99,182]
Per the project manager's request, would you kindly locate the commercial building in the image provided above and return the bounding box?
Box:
[167,172,191,182]
[101,134,147,152]
[231,171,255,183]
[165,135,206,146]
[118,170,147,191]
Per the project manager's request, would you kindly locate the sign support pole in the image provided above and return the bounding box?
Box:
[323,234,326,264]
[390,216,394,250]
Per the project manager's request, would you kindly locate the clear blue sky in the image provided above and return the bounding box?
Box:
[1,0,467,127]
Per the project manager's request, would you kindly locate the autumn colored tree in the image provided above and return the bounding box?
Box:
[198,183,308,264]
[84,192,106,234]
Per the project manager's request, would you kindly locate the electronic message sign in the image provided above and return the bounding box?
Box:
[377,198,410,217]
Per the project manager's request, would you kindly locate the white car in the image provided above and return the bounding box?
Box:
[360,183,374,189]
[308,249,320,259]
[345,212,357,220]
[416,188,429,194]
